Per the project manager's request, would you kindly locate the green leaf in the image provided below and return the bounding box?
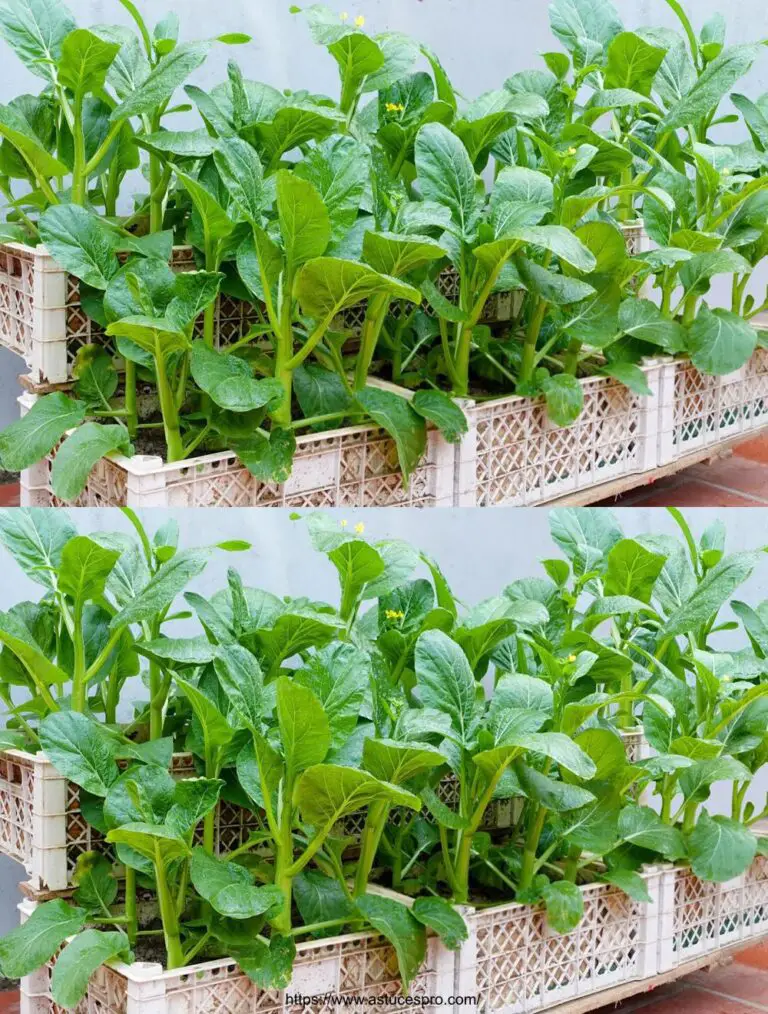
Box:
[72,852,118,913]
[688,813,758,882]
[411,898,467,950]
[0,0,76,85]
[541,881,584,935]
[600,869,652,903]
[111,549,212,629]
[412,391,468,444]
[605,31,666,95]
[214,643,263,731]
[39,205,120,289]
[136,129,217,159]
[175,169,234,244]
[165,778,223,837]
[663,45,761,130]
[0,608,68,686]
[362,231,446,278]
[0,508,76,590]
[295,258,419,319]
[51,929,131,1009]
[51,424,133,503]
[295,642,368,749]
[549,508,623,576]
[106,822,190,864]
[600,362,653,395]
[604,539,665,603]
[58,535,120,605]
[237,935,296,991]
[294,764,419,827]
[355,387,427,484]
[619,299,686,353]
[39,712,119,796]
[0,101,69,178]
[235,429,297,484]
[214,136,264,225]
[277,676,330,778]
[58,29,119,97]
[355,895,426,989]
[540,374,584,427]
[618,804,686,859]
[518,764,595,812]
[190,848,283,920]
[276,169,331,268]
[362,739,445,785]
[665,552,760,636]
[190,342,283,414]
[511,226,596,273]
[294,871,355,937]
[112,41,210,122]
[688,307,757,376]
[175,676,234,750]
[166,272,224,330]
[0,900,86,978]
[329,539,384,609]
[414,630,476,744]
[414,122,481,240]
[549,0,623,66]
[294,364,354,430]
[329,31,384,100]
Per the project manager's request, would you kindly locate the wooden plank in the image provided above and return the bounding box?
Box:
[541,935,768,1014]
[541,428,768,507]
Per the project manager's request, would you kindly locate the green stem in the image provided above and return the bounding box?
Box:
[71,603,87,712]
[124,359,138,439]
[519,804,548,892]
[154,844,185,969]
[519,298,548,386]
[155,346,185,462]
[71,95,87,206]
[354,800,389,898]
[124,866,138,946]
[354,293,390,391]
[563,337,582,376]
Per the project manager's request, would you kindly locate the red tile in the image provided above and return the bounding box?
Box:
[735,435,768,465]
[684,963,768,1005]
[0,485,19,507]
[628,986,762,1012]
[619,481,759,508]
[686,458,768,502]
[0,992,19,1014]
[736,943,768,971]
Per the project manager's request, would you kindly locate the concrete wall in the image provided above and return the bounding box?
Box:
[0,505,767,928]
[1,0,768,402]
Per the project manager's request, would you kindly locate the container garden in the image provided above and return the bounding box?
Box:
[657,858,768,973]
[17,897,456,1014]
[463,360,667,507]
[0,243,260,387]
[454,869,664,1014]
[658,352,768,466]
[0,749,264,893]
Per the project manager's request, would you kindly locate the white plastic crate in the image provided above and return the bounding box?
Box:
[0,242,260,385]
[658,352,768,465]
[456,869,663,1014]
[0,750,262,891]
[621,220,652,259]
[657,859,768,972]
[18,898,455,1014]
[465,360,665,507]
[19,394,459,509]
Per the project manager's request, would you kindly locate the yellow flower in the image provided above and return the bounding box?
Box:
[385,609,406,621]
[340,11,349,20]
[340,519,348,528]
[385,102,405,113]
[355,522,365,534]
[567,654,577,663]
[566,146,577,156]
[355,14,365,27]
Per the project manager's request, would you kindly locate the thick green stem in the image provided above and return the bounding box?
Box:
[617,665,634,731]
[155,347,185,462]
[124,866,138,946]
[453,836,473,904]
[71,604,87,712]
[71,96,87,206]
[354,800,389,898]
[519,299,547,386]
[519,804,548,891]
[563,845,581,883]
[563,337,582,376]
[154,845,185,969]
[203,753,217,854]
[124,359,138,439]
[354,294,390,391]
[682,800,698,834]
[149,126,164,234]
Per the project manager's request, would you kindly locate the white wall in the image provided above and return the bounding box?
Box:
[0,505,767,927]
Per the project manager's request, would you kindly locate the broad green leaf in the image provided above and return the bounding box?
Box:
[294,135,369,242]
[0,609,69,686]
[0,101,69,177]
[214,643,263,731]
[175,676,234,750]
[604,539,665,603]
[363,739,445,785]
[58,29,119,97]
[663,45,761,130]
[294,871,355,937]
[237,935,296,991]
[414,122,481,240]
[600,362,653,395]
[51,930,131,1010]
[605,31,666,95]
[518,764,595,812]
[166,778,223,837]
[355,387,427,484]
[294,764,419,827]
[295,258,419,319]
[618,804,686,859]
[549,0,623,66]
[166,272,224,331]
[294,364,354,431]
[688,813,758,882]
[111,549,212,629]
[72,852,118,912]
[412,391,468,444]
[600,869,652,903]
[0,0,76,84]
[688,307,757,377]
[276,170,331,268]
[619,299,686,353]
[329,31,384,104]
[411,897,467,949]
[57,535,119,605]
[509,225,596,273]
[665,552,760,636]
[252,103,344,163]
[0,900,86,978]
[190,342,283,414]
[106,822,190,864]
[329,539,385,611]
[190,848,283,920]
[136,129,217,159]
[51,424,133,503]
[493,674,553,713]
[175,169,234,244]
[679,251,752,295]
[214,136,264,225]
[39,206,119,289]
[354,895,426,989]
[362,231,446,277]
[234,429,297,485]
[277,676,330,777]
[541,374,584,428]
[414,630,476,744]
[541,881,584,935]
[549,508,623,575]
[39,712,119,796]
[112,41,210,122]
[295,642,368,749]
[135,637,217,667]
[0,508,76,590]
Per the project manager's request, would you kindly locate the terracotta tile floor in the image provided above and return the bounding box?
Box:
[599,434,768,507]
[594,944,768,1013]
